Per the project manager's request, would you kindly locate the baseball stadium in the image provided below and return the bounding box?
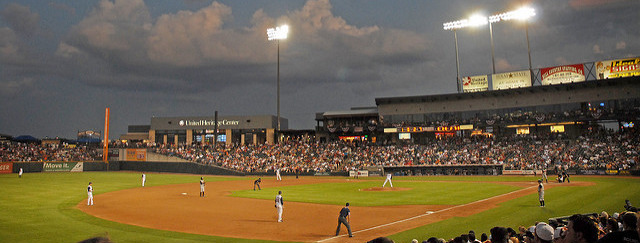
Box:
[2,0,640,242]
[2,67,640,242]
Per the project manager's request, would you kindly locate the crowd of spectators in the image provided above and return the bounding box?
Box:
[1,129,637,174]
[152,129,638,173]
[0,142,100,162]
[399,208,640,243]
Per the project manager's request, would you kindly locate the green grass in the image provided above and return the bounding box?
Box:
[232,180,520,206]
[1,172,638,242]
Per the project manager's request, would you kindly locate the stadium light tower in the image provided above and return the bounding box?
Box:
[443,14,488,93]
[267,25,288,143]
[489,6,536,75]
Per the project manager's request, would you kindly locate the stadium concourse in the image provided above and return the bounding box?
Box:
[1,128,638,175]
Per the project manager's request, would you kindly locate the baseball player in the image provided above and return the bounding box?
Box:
[275,191,283,222]
[541,168,548,183]
[382,173,393,188]
[254,178,262,190]
[200,177,205,197]
[538,179,545,207]
[276,168,282,181]
[87,182,94,206]
[18,168,23,178]
[141,173,146,187]
[336,202,353,237]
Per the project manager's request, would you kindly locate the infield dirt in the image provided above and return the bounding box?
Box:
[78,177,589,242]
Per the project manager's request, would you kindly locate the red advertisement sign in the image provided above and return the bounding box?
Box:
[0,162,13,174]
[540,64,585,85]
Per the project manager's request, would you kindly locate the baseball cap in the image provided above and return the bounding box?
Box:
[535,223,555,241]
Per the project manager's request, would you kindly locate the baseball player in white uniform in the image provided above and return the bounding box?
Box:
[275,191,283,222]
[538,179,545,207]
[276,168,282,181]
[200,177,205,197]
[18,168,23,178]
[141,173,146,187]
[87,182,94,205]
[382,173,393,187]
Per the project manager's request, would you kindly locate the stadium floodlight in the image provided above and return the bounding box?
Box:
[489,7,535,23]
[443,14,488,93]
[267,25,289,143]
[267,25,289,41]
[489,6,536,78]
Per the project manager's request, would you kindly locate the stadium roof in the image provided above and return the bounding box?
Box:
[375,76,640,105]
[321,108,378,118]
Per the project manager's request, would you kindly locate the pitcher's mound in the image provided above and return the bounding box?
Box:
[362,187,412,192]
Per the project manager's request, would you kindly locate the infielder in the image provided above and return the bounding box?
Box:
[336,202,353,237]
[275,191,283,222]
[18,168,23,178]
[276,168,282,181]
[200,177,205,197]
[382,173,393,188]
[87,182,94,206]
[254,178,262,190]
[141,173,146,187]
[541,168,548,183]
[538,179,545,207]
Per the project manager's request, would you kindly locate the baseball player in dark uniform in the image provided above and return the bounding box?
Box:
[336,202,353,237]
[254,178,262,190]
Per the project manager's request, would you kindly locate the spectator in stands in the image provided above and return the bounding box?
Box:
[534,222,554,243]
[507,227,520,243]
[564,214,599,243]
[469,231,481,243]
[597,212,639,243]
[480,233,488,242]
[490,227,510,243]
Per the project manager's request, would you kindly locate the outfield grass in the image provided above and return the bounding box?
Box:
[0,172,638,243]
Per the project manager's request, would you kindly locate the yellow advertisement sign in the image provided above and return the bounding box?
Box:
[596,57,640,79]
[126,149,147,161]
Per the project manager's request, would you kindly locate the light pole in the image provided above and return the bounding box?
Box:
[444,15,488,93]
[267,25,288,143]
[489,7,536,75]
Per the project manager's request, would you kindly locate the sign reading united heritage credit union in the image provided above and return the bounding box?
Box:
[179,119,239,127]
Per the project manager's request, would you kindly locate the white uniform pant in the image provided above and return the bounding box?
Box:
[87,192,93,205]
[383,178,393,187]
[276,172,282,181]
[276,204,283,222]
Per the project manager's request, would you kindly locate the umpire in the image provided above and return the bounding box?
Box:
[336,203,353,237]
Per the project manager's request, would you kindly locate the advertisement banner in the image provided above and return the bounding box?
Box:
[492,70,532,90]
[43,162,83,172]
[595,57,640,79]
[503,170,538,175]
[0,162,12,174]
[462,75,489,93]
[541,64,585,85]
[126,149,147,161]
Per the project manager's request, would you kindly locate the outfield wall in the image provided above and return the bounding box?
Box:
[5,161,640,176]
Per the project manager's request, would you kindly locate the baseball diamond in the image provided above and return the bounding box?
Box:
[77,175,594,242]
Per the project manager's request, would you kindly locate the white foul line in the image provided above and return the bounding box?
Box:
[317,185,536,242]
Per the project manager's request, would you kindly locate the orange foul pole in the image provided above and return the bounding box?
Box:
[103,108,110,162]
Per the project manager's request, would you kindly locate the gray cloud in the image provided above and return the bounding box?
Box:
[54,0,431,95]
[0,3,39,36]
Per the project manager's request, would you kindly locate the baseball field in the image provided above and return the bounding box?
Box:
[1,172,639,243]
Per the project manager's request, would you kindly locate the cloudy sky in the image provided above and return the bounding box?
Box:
[0,0,638,139]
